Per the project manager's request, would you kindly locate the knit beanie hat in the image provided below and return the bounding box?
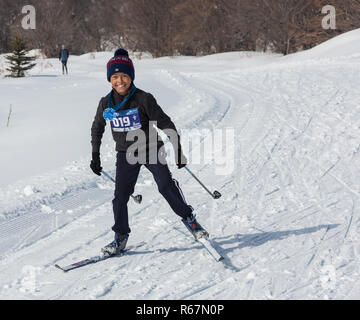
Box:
[106,48,135,82]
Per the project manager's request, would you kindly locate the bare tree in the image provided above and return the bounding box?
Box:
[0,0,23,53]
[257,0,313,55]
[13,0,121,56]
[19,0,75,57]
[2,0,360,58]
[217,0,272,52]
[171,0,219,55]
[69,0,121,52]
[118,0,178,57]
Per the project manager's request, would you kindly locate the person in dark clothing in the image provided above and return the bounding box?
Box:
[59,44,69,75]
[90,48,209,255]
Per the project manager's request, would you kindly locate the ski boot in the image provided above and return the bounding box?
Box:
[182,214,209,241]
[101,233,129,256]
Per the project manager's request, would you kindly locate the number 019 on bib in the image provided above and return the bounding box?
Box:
[111,108,142,132]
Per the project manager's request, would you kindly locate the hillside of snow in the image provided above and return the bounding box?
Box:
[1,29,360,300]
[285,28,360,60]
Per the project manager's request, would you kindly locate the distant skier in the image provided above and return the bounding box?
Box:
[90,48,209,255]
[59,44,69,75]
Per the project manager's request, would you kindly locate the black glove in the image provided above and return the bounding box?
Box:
[176,151,187,169]
[90,152,102,176]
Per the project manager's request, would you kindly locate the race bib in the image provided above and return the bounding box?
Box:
[111,108,142,132]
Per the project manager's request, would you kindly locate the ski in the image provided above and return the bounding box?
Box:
[198,237,224,262]
[55,253,113,272]
[55,242,146,272]
[181,216,224,262]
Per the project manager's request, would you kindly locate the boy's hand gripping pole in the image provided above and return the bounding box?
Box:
[102,171,143,204]
[184,167,222,200]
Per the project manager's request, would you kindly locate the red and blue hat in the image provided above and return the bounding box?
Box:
[107,48,135,82]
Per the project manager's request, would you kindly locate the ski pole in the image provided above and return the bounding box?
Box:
[184,167,222,200]
[102,171,143,204]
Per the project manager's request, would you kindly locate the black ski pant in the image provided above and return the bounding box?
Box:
[61,60,68,74]
[112,151,193,235]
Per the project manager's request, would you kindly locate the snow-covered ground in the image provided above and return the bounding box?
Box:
[1,29,360,300]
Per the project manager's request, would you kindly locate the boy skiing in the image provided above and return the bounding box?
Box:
[90,49,209,256]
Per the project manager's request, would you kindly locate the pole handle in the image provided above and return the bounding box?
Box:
[101,171,142,204]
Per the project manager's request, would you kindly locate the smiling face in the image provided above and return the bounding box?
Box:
[110,72,132,95]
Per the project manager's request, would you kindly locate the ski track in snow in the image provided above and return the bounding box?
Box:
[1,48,360,299]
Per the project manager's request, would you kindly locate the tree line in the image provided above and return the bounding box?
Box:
[1,0,360,58]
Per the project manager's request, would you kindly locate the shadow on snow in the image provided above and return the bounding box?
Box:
[156,224,340,272]
[215,223,340,254]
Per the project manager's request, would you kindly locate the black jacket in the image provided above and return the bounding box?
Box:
[59,49,69,62]
[91,88,183,160]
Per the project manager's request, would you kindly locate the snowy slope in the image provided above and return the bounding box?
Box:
[285,28,360,60]
[1,29,360,300]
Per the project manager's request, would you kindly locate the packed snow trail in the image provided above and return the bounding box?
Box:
[1,31,360,299]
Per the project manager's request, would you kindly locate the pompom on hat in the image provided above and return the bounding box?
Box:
[106,48,135,82]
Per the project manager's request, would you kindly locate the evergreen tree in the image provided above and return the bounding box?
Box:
[5,34,36,78]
